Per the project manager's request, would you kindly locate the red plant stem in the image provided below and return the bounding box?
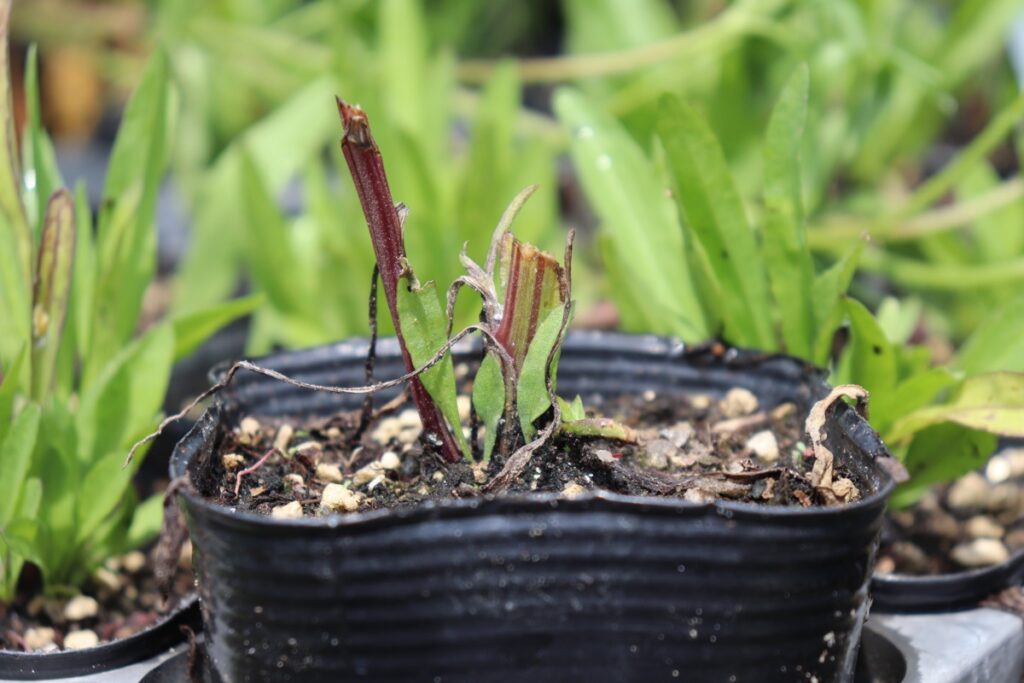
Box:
[234,448,276,498]
[337,99,462,463]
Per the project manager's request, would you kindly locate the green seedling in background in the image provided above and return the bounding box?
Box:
[558,66,1024,507]
[0,24,257,599]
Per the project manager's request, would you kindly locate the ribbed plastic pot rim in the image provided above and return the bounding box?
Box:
[0,595,200,679]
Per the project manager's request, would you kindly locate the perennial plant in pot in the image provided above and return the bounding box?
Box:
[159,96,903,683]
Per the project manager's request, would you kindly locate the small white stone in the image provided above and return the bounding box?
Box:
[689,394,712,410]
[746,431,780,463]
[64,595,99,621]
[315,463,343,483]
[93,567,121,592]
[965,515,1004,539]
[271,501,303,519]
[321,484,363,513]
[379,451,401,470]
[23,627,56,650]
[561,482,587,498]
[471,463,488,484]
[64,629,99,650]
[718,388,759,418]
[290,441,322,458]
[273,424,294,453]
[947,472,991,512]
[238,417,261,445]
[595,449,615,464]
[371,417,402,444]
[684,488,715,504]
[397,410,421,429]
[121,550,147,573]
[283,473,305,492]
[222,453,245,470]
[951,538,1009,568]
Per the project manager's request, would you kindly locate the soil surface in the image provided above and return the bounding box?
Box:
[0,545,194,654]
[877,449,1024,575]
[194,385,866,518]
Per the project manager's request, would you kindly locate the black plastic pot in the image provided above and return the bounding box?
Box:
[171,331,898,683]
[0,597,200,680]
[871,550,1024,612]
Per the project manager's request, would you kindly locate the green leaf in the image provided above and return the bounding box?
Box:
[0,403,41,525]
[21,45,63,229]
[557,395,587,422]
[0,4,31,308]
[892,424,997,508]
[656,94,774,349]
[811,242,862,366]
[517,307,567,439]
[88,50,173,381]
[126,492,165,550]
[76,324,175,467]
[762,65,814,358]
[837,298,897,407]
[471,353,504,460]
[175,77,339,313]
[171,295,263,362]
[873,368,958,437]
[0,344,27,445]
[875,296,922,346]
[75,451,133,545]
[238,152,308,315]
[395,274,471,459]
[900,92,1024,216]
[30,190,76,401]
[955,292,1024,374]
[554,87,707,339]
[887,372,1024,442]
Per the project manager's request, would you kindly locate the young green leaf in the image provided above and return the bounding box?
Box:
[554,87,707,339]
[955,292,1024,374]
[836,297,897,408]
[887,372,1024,442]
[30,190,76,401]
[75,451,133,545]
[0,345,27,445]
[811,242,862,366]
[21,45,63,229]
[88,51,172,381]
[0,403,41,526]
[472,353,505,460]
[517,307,569,439]
[762,65,815,358]
[0,2,31,303]
[395,274,472,460]
[656,94,774,349]
[76,324,175,468]
[873,368,957,437]
[171,294,264,362]
[892,423,998,508]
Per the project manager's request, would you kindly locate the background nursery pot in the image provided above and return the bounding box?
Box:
[171,331,897,683]
[0,597,200,680]
[871,541,1024,612]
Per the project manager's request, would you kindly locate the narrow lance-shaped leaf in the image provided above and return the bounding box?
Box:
[0,2,29,267]
[0,3,32,368]
[22,45,63,229]
[337,98,463,463]
[31,190,76,401]
[656,94,774,350]
[762,65,815,359]
[395,272,472,460]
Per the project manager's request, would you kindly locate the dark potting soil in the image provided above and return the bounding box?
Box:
[877,455,1024,576]
[0,546,194,654]
[194,384,867,518]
